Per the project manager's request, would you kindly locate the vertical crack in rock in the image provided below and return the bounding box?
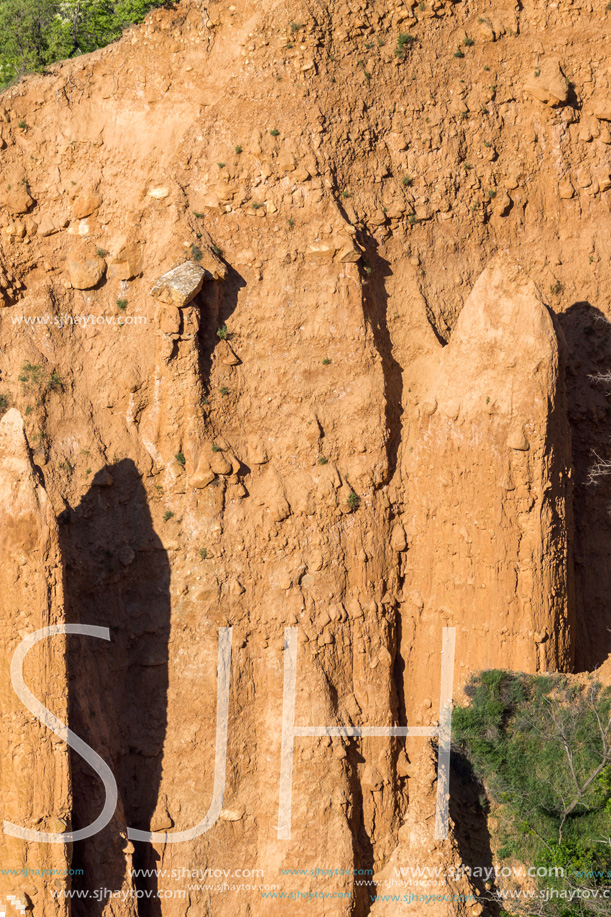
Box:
[360,240,404,485]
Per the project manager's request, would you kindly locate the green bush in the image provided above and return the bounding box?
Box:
[454,672,611,913]
[395,32,414,59]
[0,0,167,87]
[48,369,63,391]
[19,360,44,385]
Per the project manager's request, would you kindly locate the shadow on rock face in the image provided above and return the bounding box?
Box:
[449,751,502,916]
[59,458,170,917]
[359,234,404,484]
[196,261,246,387]
[558,301,611,671]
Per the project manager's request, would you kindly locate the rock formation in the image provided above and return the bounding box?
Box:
[0,410,70,914]
[0,0,610,913]
[397,256,574,722]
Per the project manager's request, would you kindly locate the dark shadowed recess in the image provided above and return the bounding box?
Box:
[449,751,502,915]
[558,302,611,670]
[346,741,377,917]
[196,262,246,389]
[359,236,404,485]
[59,459,170,917]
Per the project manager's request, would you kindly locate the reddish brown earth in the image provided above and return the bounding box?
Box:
[1,0,611,914]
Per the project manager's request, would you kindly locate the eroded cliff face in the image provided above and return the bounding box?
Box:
[0,0,609,914]
[0,410,70,915]
[397,258,573,713]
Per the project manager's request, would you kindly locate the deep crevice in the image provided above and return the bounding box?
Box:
[558,301,611,670]
[359,234,404,483]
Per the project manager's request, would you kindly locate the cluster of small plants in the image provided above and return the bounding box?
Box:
[18,361,44,385]
[395,33,415,59]
[48,369,63,391]
[19,361,63,394]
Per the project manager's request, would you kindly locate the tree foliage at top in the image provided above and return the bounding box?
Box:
[454,671,611,916]
[0,0,167,86]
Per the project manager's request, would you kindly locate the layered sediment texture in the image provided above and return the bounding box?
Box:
[0,0,610,913]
